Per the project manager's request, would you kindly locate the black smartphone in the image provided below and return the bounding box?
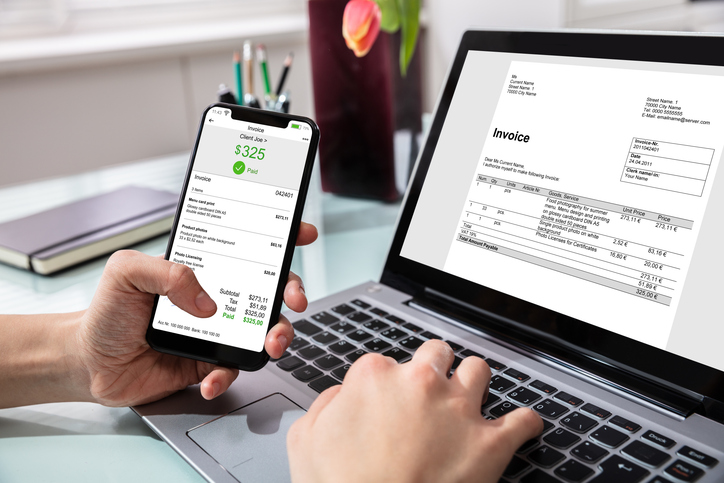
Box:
[146,103,319,371]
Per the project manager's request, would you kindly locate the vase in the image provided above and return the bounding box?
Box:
[308,0,422,201]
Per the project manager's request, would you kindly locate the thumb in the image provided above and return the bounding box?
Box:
[491,408,544,455]
[104,250,217,317]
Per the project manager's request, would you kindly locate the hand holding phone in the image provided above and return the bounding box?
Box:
[147,104,319,371]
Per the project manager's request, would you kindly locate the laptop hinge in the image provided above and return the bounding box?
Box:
[409,289,706,421]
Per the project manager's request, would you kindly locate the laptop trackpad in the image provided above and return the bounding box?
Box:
[187,393,306,482]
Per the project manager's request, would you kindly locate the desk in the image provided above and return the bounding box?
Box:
[0,154,401,481]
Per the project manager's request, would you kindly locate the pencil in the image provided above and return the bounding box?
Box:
[243,40,254,100]
[256,44,271,97]
[233,51,242,105]
[275,52,294,96]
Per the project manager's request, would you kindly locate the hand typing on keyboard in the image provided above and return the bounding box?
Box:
[287,339,544,483]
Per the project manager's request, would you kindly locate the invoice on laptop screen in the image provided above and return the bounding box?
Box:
[401,51,724,372]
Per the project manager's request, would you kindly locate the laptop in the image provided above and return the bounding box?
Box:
[134,30,724,483]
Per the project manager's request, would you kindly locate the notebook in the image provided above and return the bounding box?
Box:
[0,186,178,274]
[134,30,724,483]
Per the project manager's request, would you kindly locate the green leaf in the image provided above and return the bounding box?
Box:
[396,0,420,76]
[376,0,399,33]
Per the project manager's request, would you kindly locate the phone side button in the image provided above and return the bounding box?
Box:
[292,365,323,382]
[277,356,305,372]
[308,376,341,394]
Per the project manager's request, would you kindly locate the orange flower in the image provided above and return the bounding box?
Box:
[342,0,381,57]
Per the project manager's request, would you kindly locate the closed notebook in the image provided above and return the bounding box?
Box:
[0,186,178,274]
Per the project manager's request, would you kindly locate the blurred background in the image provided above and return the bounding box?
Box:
[2,0,724,187]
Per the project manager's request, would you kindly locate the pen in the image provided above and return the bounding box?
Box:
[256,44,272,99]
[243,40,254,106]
[217,83,237,104]
[275,52,294,96]
[233,51,243,104]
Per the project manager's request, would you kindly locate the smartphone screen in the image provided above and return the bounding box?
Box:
[149,105,316,357]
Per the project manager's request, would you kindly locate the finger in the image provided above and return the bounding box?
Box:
[283,271,307,312]
[490,408,544,454]
[410,339,455,377]
[105,250,216,317]
[265,314,294,359]
[199,366,240,400]
[450,355,491,406]
[295,222,318,246]
[302,384,342,425]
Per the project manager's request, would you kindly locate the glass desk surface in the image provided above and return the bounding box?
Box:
[0,154,401,482]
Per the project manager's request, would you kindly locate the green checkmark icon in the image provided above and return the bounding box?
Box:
[233,161,245,175]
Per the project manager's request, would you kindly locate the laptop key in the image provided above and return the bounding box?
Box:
[347,312,372,324]
[664,460,704,482]
[363,319,390,332]
[451,356,462,370]
[504,368,530,382]
[347,329,373,342]
[543,428,580,449]
[314,354,343,370]
[485,358,507,371]
[331,303,356,316]
[555,459,594,482]
[520,469,563,483]
[380,327,409,341]
[590,425,628,448]
[581,403,611,419]
[331,364,351,381]
[311,311,339,325]
[507,387,542,406]
[308,375,341,393]
[402,322,423,333]
[490,401,520,418]
[293,320,322,336]
[461,348,484,359]
[399,336,424,350]
[642,430,676,449]
[328,340,356,355]
[542,419,555,433]
[482,394,501,409]
[503,455,531,478]
[350,299,371,309]
[676,446,718,468]
[609,415,641,433]
[529,380,557,395]
[363,338,391,352]
[554,392,583,407]
[312,331,339,345]
[298,345,326,360]
[445,340,464,352]
[490,375,516,393]
[420,330,442,340]
[621,441,671,468]
[533,399,570,419]
[517,438,539,454]
[382,347,411,363]
[528,445,566,468]
[385,315,406,324]
[329,321,356,334]
[276,355,305,371]
[292,365,323,382]
[289,337,310,351]
[369,307,388,317]
[593,455,649,483]
[571,441,609,464]
[346,349,368,363]
[560,412,597,433]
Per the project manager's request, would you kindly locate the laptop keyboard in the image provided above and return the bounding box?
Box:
[274,299,719,483]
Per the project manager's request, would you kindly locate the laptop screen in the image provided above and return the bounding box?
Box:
[384,32,724,398]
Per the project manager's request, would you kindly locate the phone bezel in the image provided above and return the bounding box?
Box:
[146,103,319,371]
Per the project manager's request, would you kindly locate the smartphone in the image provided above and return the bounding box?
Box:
[146,103,319,371]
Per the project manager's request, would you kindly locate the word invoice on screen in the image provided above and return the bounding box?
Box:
[444,61,724,349]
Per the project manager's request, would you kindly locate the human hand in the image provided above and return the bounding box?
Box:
[73,222,318,407]
[287,339,543,483]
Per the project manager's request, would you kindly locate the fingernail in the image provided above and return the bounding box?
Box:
[195,290,216,312]
[277,335,288,351]
[212,382,220,398]
[298,284,305,296]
